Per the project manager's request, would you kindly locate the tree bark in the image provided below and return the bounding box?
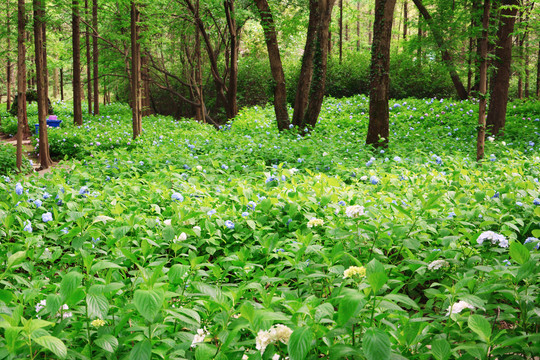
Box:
[85,0,92,114]
[477,0,489,161]
[366,0,397,148]
[34,0,52,169]
[131,0,142,138]
[92,0,99,114]
[486,0,519,136]
[356,1,360,51]
[537,41,540,99]
[60,67,64,100]
[339,0,343,63]
[53,66,58,98]
[193,0,205,122]
[72,0,82,125]
[403,0,408,40]
[253,0,290,131]
[224,0,239,118]
[17,0,27,171]
[7,1,12,111]
[412,0,468,100]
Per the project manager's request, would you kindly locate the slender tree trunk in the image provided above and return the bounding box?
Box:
[366,0,397,148]
[85,0,92,114]
[193,0,205,122]
[403,0,408,40]
[60,67,64,100]
[34,0,52,169]
[92,0,99,114]
[417,15,422,64]
[486,0,519,136]
[356,1,360,51]
[131,0,142,138]
[17,0,27,171]
[477,0,489,161]
[537,41,540,99]
[72,0,82,125]
[339,0,343,63]
[224,0,239,118]
[7,1,12,111]
[412,0,468,100]
[253,0,290,131]
[368,10,372,45]
[53,66,58,98]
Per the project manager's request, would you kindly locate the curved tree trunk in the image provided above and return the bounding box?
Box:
[412,0,468,100]
[253,0,290,131]
[72,0,82,125]
[486,0,519,136]
[366,0,397,148]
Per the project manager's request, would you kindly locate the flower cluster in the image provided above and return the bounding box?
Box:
[191,327,210,348]
[524,237,540,249]
[91,319,106,327]
[427,260,449,271]
[307,218,324,228]
[225,220,235,229]
[345,205,364,218]
[445,300,475,316]
[476,231,508,248]
[343,266,366,279]
[171,192,184,201]
[255,324,293,354]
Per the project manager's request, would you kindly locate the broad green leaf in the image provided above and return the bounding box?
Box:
[517,260,536,282]
[367,272,388,294]
[6,251,26,270]
[288,327,312,360]
[168,264,189,284]
[338,293,366,325]
[133,289,164,322]
[34,336,67,359]
[163,226,175,242]
[195,343,217,359]
[95,334,118,353]
[59,272,83,302]
[468,315,491,342]
[362,328,391,360]
[509,242,529,265]
[91,261,123,274]
[87,293,109,319]
[129,339,151,360]
[431,339,451,360]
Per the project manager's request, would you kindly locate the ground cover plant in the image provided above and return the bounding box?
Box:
[0,96,539,359]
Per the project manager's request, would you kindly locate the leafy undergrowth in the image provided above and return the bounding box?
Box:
[0,96,539,359]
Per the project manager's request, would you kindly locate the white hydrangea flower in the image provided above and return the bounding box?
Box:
[307,218,324,228]
[446,300,475,316]
[164,219,172,226]
[191,327,209,348]
[173,232,187,243]
[345,205,364,218]
[255,324,293,354]
[427,260,449,271]
[272,354,281,360]
[477,231,508,248]
[35,300,47,313]
[343,266,366,279]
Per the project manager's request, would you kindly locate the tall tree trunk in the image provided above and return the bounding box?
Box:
[417,14,422,64]
[224,0,239,118]
[7,1,12,111]
[253,0,290,131]
[368,9,372,45]
[486,0,519,136]
[60,67,64,100]
[34,0,52,169]
[366,0,397,148]
[72,0,82,125]
[17,0,27,171]
[92,0,99,114]
[53,66,58,98]
[412,0,468,100]
[131,0,142,138]
[403,0,408,40]
[339,0,343,63]
[477,0,489,161]
[85,0,92,114]
[537,41,540,99]
[524,33,528,98]
[356,1,360,51]
[193,0,205,122]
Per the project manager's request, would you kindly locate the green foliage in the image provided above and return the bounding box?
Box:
[0,144,32,176]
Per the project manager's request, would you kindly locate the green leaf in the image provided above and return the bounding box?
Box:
[95,334,118,353]
[59,272,83,302]
[6,251,26,270]
[195,343,217,359]
[129,339,151,360]
[516,260,536,282]
[163,226,175,242]
[133,289,164,322]
[468,315,491,342]
[362,328,391,360]
[87,293,109,319]
[288,327,312,360]
[367,272,388,294]
[90,261,123,274]
[34,336,67,359]
[168,264,189,284]
[431,339,451,360]
[509,242,530,265]
[338,293,366,325]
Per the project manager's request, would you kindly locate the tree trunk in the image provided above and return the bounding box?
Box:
[60,67,64,100]
[53,66,58,98]
[17,0,27,171]
[403,0,408,40]
[537,41,540,99]
[85,0,92,114]
[356,1,360,51]
[193,0,205,122]
[131,0,142,138]
[7,2,12,111]
[417,14,422,64]
[339,0,342,63]
[72,0,82,125]
[253,0,290,131]
[412,0,468,100]
[486,0,519,136]
[224,0,239,119]
[366,0,397,148]
[34,0,52,169]
[477,0,489,161]
[92,0,99,114]
[368,10,372,46]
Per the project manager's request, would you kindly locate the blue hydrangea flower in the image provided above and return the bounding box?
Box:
[43,192,51,199]
[266,176,277,184]
[247,201,257,210]
[42,212,53,222]
[171,192,184,202]
[4,176,10,182]
[79,186,89,196]
[370,176,379,185]
[207,209,217,216]
[516,201,523,206]
[15,183,23,195]
[34,199,42,208]
[241,212,249,217]
[502,259,511,266]
[534,198,540,205]
[338,200,346,206]
[23,220,32,233]
[225,220,235,229]
[221,164,229,170]
[61,228,69,234]
[448,211,456,219]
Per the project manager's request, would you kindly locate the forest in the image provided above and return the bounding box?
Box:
[0,0,539,359]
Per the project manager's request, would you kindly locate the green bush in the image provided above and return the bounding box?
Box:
[0,144,32,176]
